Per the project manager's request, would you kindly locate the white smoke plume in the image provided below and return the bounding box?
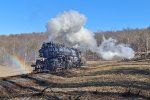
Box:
[46,10,97,51]
[98,36,135,60]
[46,10,135,60]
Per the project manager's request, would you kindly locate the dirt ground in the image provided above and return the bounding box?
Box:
[0,59,150,100]
[0,64,31,77]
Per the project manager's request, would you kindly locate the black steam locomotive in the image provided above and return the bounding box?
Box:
[31,42,82,72]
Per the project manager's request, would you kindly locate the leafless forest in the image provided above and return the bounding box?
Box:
[0,27,150,65]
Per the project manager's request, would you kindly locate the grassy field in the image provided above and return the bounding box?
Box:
[0,59,150,100]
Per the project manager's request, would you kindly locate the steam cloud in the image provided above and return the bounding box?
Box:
[98,36,135,60]
[46,10,135,60]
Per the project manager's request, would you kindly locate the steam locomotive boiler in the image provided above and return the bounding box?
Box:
[31,42,83,72]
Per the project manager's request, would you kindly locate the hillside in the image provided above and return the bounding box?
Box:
[0,59,150,100]
[0,27,150,66]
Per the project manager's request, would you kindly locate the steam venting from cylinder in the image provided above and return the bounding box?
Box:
[46,10,135,60]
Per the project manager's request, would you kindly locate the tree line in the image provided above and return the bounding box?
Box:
[0,27,150,65]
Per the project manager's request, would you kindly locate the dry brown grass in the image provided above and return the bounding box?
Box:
[0,64,32,77]
[0,59,150,100]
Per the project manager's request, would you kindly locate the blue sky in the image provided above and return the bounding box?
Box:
[0,0,150,35]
